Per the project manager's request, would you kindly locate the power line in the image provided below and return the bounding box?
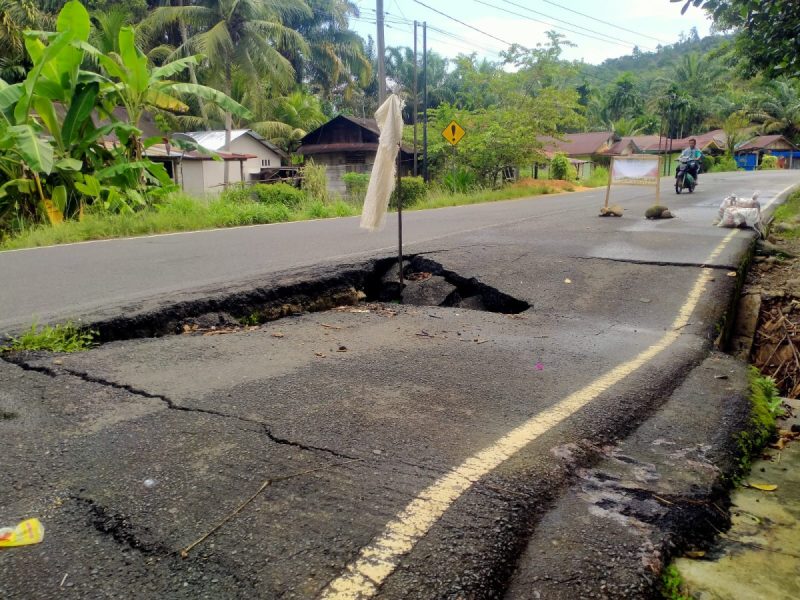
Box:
[478,0,650,51]
[539,0,671,45]
[411,0,516,48]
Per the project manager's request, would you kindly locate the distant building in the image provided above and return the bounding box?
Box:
[735,135,800,170]
[166,130,288,195]
[297,115,414,194]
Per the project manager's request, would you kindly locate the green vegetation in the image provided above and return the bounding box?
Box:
[580,167,609,188]
[550,153,574,181]
[341,172,370,202]
[759,155,779,170]
[708,155,741,173]
[735,366,782,474]
[660,565,691,600]
[1,321,95,353]
[391,176,427,209]
[773,189,800,229]
[1,0,798,247]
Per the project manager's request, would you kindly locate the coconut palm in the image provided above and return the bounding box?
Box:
[283,0,370,100]
[142,0,311,183]
[247,90,327,151]
[0,0,52,81]
[749,79,800,143]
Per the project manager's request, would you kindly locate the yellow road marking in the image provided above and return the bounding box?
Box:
[320,211,768,599]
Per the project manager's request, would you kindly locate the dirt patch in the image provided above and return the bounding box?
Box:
[513,178,590,192]
[745,232,800,397]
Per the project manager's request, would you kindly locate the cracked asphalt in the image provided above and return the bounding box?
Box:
[1,171,799,599]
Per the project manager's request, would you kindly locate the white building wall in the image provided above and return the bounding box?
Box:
[230,135,283,180]
[180,161,206,196]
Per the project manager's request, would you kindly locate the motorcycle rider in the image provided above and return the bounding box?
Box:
[678,138,702,183]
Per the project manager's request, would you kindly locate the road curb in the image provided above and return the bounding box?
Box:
[504,351,751,599]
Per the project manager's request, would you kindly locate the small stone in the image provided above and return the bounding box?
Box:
[373,449,382,455]
[639,298,651,304]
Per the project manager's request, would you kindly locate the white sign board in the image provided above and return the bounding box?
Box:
[604,155,662,209]
[611,157,660,186]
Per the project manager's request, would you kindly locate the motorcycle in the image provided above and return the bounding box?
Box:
[675,156,698,194]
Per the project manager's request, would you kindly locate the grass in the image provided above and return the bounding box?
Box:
[1,179,583,251]
[1,321,96,353]
[579,166,610,188]
[660,565,691,600]
[410,183,559,210]
[734,366,782,476]
[772,188,800,236]
[1,194,360,250]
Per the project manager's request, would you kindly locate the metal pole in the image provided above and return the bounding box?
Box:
[413,20,418,177]
[604,158,613,208]
[397,143,404,286]
[376,0,387,104]
[422,22,428,183]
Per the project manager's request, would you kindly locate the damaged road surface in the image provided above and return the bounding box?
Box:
[1,171,799,599]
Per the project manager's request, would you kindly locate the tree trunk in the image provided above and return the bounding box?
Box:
[178,0,207,124]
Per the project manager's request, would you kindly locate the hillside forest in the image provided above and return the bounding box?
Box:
[1,0,799,240]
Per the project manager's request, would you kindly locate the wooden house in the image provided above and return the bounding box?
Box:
[297,115,415,194]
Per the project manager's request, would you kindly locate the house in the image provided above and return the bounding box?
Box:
[735,135,800,170]
[296,115,415,194]
[538,131,619,162]
[165,130,288,195]
[627,129,727,155]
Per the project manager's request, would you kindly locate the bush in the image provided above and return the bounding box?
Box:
[759,155,779,170]
[342,172,370,202]
[251,183,306,209]
[550,153,575,181]
[442,167,476,193]
[302,161,330,203]
[709,154,740,173]
[219,184,252,204]
[390,176,427,209]
[580,166,609,188]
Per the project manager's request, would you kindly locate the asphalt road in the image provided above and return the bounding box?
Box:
[1,170,799,599]
[2,171,796,333]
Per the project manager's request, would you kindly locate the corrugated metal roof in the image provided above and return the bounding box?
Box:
[183,130,251,150]
[180,129,288,158]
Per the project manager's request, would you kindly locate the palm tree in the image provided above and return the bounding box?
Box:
[749,79,800,143]
[247,90,327,151]
[283,0,371,101]
[143,0,311,184]
[0,0,51,81]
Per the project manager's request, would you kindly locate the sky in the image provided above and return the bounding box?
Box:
[350,0,715,65]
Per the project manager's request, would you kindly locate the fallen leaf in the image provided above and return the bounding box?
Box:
[319,323,342,330]
[746,482,778,491]
[271,332,284,338]
[727,271,737,277]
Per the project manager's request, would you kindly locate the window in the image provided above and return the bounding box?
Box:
[261,159,271,167]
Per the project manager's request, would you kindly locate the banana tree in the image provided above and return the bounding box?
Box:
[1,0,250,231]
[86,24,252,162]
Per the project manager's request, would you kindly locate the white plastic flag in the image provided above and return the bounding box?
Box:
[360,94,405,231]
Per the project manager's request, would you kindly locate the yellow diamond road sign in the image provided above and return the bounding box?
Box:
[442,120,466,146]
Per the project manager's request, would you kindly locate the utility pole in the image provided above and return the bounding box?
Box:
[413,20,418,177]
[376,0,387,104]
[422,21,428,182]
